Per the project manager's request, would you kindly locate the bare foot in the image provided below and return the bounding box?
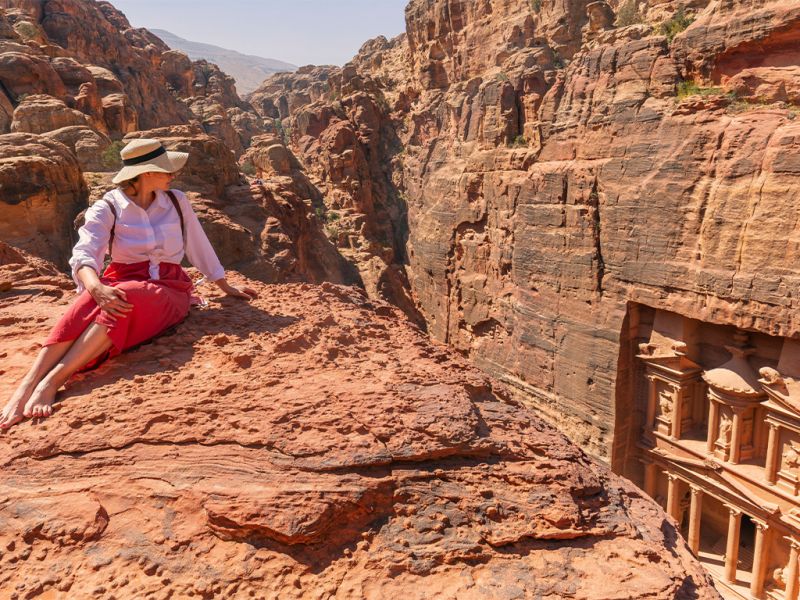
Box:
[23,380,58,420]
[0,378,37,429]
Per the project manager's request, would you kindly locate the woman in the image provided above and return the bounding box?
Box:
[0,138,256,429]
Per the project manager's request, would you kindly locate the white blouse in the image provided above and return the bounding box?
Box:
[69,188,225,293]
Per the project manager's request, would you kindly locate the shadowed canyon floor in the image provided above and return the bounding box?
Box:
[0,256,718,599]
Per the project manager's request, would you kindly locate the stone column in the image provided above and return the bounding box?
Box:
[784,538,800,600]
[766,423,780,485]
[724,506,742,583]
[666,473,681,522]
[707,399,719,454]
[751,520,770,598]
[643,461,658,498]
[644,375,657,442]
[671,384,683,440]
[688,486,702,555]
[730,408,743,464]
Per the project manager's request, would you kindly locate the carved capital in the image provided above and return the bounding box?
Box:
[724,504,742,518]
[690,485,702,498]
[753,518,769,532]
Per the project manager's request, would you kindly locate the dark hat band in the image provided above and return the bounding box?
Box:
[122,145,167,166]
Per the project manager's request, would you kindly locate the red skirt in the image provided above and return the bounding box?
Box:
[44,261,192,369]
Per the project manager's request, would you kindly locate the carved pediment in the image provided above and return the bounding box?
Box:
[648,448,780,516]
[762,377,800,420]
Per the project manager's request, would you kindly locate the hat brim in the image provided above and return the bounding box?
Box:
[112,150,189,184]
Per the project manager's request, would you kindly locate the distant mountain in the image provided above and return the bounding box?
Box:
[151,29,296,96]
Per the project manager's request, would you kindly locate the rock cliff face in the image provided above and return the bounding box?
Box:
[258,0,800,462]
[0,250,719,599]
[0,0,331,286]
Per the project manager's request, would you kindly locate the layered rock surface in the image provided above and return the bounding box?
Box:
[0,252,719,599]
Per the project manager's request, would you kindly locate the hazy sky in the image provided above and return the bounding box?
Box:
[111,0,409,67]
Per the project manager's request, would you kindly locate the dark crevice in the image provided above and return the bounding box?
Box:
[589,176,605,296]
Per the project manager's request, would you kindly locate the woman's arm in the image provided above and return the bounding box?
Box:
[177,191,257,300]
[71,198,133,319]
[69,201,113,293]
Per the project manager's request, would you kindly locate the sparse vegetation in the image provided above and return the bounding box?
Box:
[273,118,290,145]
[495,72,510,83]
[727,98,800,117]
[101,140,126,170]
[325,223,340,240]
[615,0,643,27]
[240,161,256,176]
[676,80,723,100]
[659,7,693,43]
[530,0,542,13]
[315,206,341,224]
[552,52,565,69]
[509,135,528,148]
[13,21,38,41]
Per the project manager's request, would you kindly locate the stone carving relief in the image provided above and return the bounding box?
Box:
[659,388,673,419]
[717,414,732,446]
[783,441,800,473]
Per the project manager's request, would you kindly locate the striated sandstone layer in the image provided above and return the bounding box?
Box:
[0,252,719,599]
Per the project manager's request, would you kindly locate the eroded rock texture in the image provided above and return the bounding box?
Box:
[0,254,719,599]
[258,0,800,461]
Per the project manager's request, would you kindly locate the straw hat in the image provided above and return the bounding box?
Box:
[112,138,188,184]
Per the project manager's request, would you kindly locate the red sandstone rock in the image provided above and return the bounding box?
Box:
[0,133,87,265]
[11,93,92,134]
[0,250,720,599]
[43,125,111,171]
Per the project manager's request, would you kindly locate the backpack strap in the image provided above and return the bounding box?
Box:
[166,190,186,246]
[101,198,118,254]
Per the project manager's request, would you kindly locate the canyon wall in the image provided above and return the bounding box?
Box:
[260,0,800,462]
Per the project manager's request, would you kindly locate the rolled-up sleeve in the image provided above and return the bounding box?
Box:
[69,200,113,293]
[177,191,225,282]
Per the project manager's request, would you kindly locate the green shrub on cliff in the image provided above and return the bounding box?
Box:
[273,118,290,145]
[530,0,542,13]
[676,80,723,100]
[616,0,643,26]
[660,8,694,42]
[13,21,38,41]
[101,140,126,170]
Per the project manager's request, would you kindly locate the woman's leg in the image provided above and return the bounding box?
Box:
[23,323,113,419]
[0,340,74,429]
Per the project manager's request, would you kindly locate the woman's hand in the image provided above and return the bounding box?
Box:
[88,282,133,320]
[215,279,258,300]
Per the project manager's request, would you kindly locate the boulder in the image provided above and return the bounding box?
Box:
[0,132,87,265]
[43,125,111,171]
[10,93,91,134]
